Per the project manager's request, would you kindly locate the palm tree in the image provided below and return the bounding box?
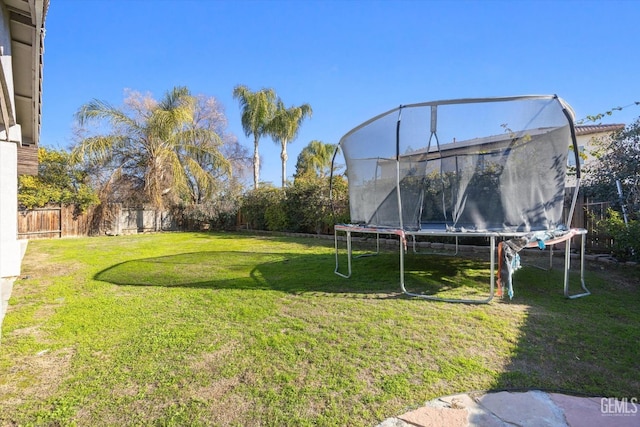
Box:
[232,85,277,189]
[266,100,313,187]
[73,86,229,230]
[295,140,339,179]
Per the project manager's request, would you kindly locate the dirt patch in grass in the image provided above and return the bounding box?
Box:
[187,383,254,425]
[189,341,240,373]
[0,347,74,406]
[20,251,69,277]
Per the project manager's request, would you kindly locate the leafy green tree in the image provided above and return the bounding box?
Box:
[582,117,639,261]
[18,147,99,211]
[294,140,340,181]
[187,96,247,198]
[73,86,230,230]
[232,85,277,189]
[584,117,640,217]
[178,95,250,230]
[191,94,252,192]
[266,100,312,187]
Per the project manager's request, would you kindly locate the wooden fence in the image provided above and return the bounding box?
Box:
[17,204,96,239]
[17,204,181,239]
[581,200,614,253]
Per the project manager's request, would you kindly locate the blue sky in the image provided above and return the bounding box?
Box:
[41,0,640,186]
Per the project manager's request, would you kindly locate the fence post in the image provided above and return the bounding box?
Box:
[57,204,61,238]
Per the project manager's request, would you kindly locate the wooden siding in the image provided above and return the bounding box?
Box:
[17,143,38,176]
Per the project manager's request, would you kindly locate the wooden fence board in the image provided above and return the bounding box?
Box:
[18,204,99,239]
[582,200,614,253]
[17,205,62,239]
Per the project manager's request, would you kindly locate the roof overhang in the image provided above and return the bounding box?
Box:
[1,0,48,146]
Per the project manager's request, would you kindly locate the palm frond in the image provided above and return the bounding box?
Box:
[72,135,128,165]
[267,101,313,144]
[159,86,191,110]
[76,99,140,130]
[232,85,277,138]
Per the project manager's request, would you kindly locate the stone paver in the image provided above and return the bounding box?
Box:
[476,390,567,427]
[398,406,468,427]
[375,391,640,427]
[438,394,506,427]
[550,393,640,427]
[376,418,413,427]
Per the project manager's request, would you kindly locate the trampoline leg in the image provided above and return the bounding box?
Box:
[524,244,554,272]
[489,235,496,299]
[334,229,352,278]
[354,232,380,258]
[564,232,590,299]
[399,233,405,294]
[400,234,495,304]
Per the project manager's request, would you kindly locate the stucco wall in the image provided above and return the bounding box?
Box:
[0,141,20,334]
[0,141,19,278]
[0,0,29,337]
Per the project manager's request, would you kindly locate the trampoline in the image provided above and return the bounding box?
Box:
[331,95,590,303]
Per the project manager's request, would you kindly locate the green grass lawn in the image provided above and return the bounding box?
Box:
[1,232,638,426]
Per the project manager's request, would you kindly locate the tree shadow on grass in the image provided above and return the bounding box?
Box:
[93,249,494,299]
[94,250,390,296]
[188,230,336,248]
[401,253,494,299]
[93,242,640,404]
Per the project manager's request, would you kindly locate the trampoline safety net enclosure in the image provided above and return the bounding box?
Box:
[333,95,589,303]
[342,95,577,232]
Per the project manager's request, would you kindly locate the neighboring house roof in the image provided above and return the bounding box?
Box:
[575,123,625,136]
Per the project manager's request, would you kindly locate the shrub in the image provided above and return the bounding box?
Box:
[239,176,350,234]
[179,196,241,231]
[597,208,640,262]
[264,197,288,231]
[241,186,285,230]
